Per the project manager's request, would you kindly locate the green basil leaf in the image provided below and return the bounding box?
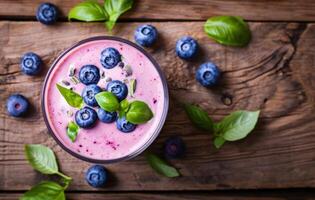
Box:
[104,0,133,30]
[56,84,83,108]
[213,136,226,149]
[95,91,120,112]
[68,0,108,22]
[67,121,79,142]
[216,110,260,141]
[146,153,180,178]
[24,144,59,175]
[118,99,129,118]
[126,101,153,124]
[21,181,65,200]
[120,99,130,112]
[204,16,251,47]
[184,104,213,131]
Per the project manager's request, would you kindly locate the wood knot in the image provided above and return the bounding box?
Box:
[221,94,233,106]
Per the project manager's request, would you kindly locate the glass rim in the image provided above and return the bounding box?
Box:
[41,36,169,164]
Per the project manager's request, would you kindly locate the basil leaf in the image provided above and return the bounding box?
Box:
[56,84,83,108]
[120,99,130,112]
[216,110,260,141]
[146,153,180,178]
[104,0,133,30]
[95,91,120,112]
[67,121,79,142]
[184,104,213,131]
[213,136,226,149]
[126,101,153,124]
[21,181,65,200]
[118,99,129,117]
[24,144,59,175]
[204,16,251,47]
[68,0,108,22]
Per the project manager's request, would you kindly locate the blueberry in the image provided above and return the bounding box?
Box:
[75,107,97,128]
[106,80,128,101]
[134,24,158,47]
[85,165,108,188]
[97,108,117,123]
[163,136,186,159]
[196,62,220,87]
[79,65,100,85]
[6,94,29,117]
[116,117,136,133]
[36,3,58,25]
[20,52,42,76]
[176,36,198,60]
[82,84,102,107]
[100,48,121,69]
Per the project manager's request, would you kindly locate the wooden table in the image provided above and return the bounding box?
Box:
[1,1,315,199]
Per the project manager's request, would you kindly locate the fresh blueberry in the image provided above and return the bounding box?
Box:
[196,62,220,87]
[163,136,186,159]
[20,52,42,76]
[79,65,100,85]
[75,107,97,128]
[116,117,136,133]
[82,84,102,107]
[134,24,158,47]
[6,94,29,117]
[176,36,198,60]
[97,108,117,123]
[85,165,108,188]
[106,80,128,101]
[100,48,121,69]
[36,3,58,25]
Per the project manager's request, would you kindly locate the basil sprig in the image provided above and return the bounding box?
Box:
[56,84,83,108]
[184,104,213,131]
[185,104,260,149]
[104,0,133,30]
[204,16,251,47]
[95,92,153,124]
[67,121,79,142]
[146,153,180,178]
[22,145,72,200]
[69,0,134,30]
[21,181,66,200]
[68,0,108,22]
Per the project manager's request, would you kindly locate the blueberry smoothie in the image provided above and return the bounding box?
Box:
[42,37,168,162]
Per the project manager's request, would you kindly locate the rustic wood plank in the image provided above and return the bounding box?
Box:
[1,0,315,21]
[1,21,315,191]
[1,191,315,200]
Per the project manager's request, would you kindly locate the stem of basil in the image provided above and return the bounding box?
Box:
[56,171,72,182]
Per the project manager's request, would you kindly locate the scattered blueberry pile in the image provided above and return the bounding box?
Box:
[71,48,136,133]
[134,24,221,87]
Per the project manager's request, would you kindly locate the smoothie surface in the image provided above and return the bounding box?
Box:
[44,39,165,161]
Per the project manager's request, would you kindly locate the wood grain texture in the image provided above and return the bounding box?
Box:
[1,21,315,191]
[0,0,315,21]
[2,192,315,200]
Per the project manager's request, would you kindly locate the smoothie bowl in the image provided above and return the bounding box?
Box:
[42,36,169,164]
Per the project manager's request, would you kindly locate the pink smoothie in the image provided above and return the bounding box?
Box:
[43,38,167,162]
